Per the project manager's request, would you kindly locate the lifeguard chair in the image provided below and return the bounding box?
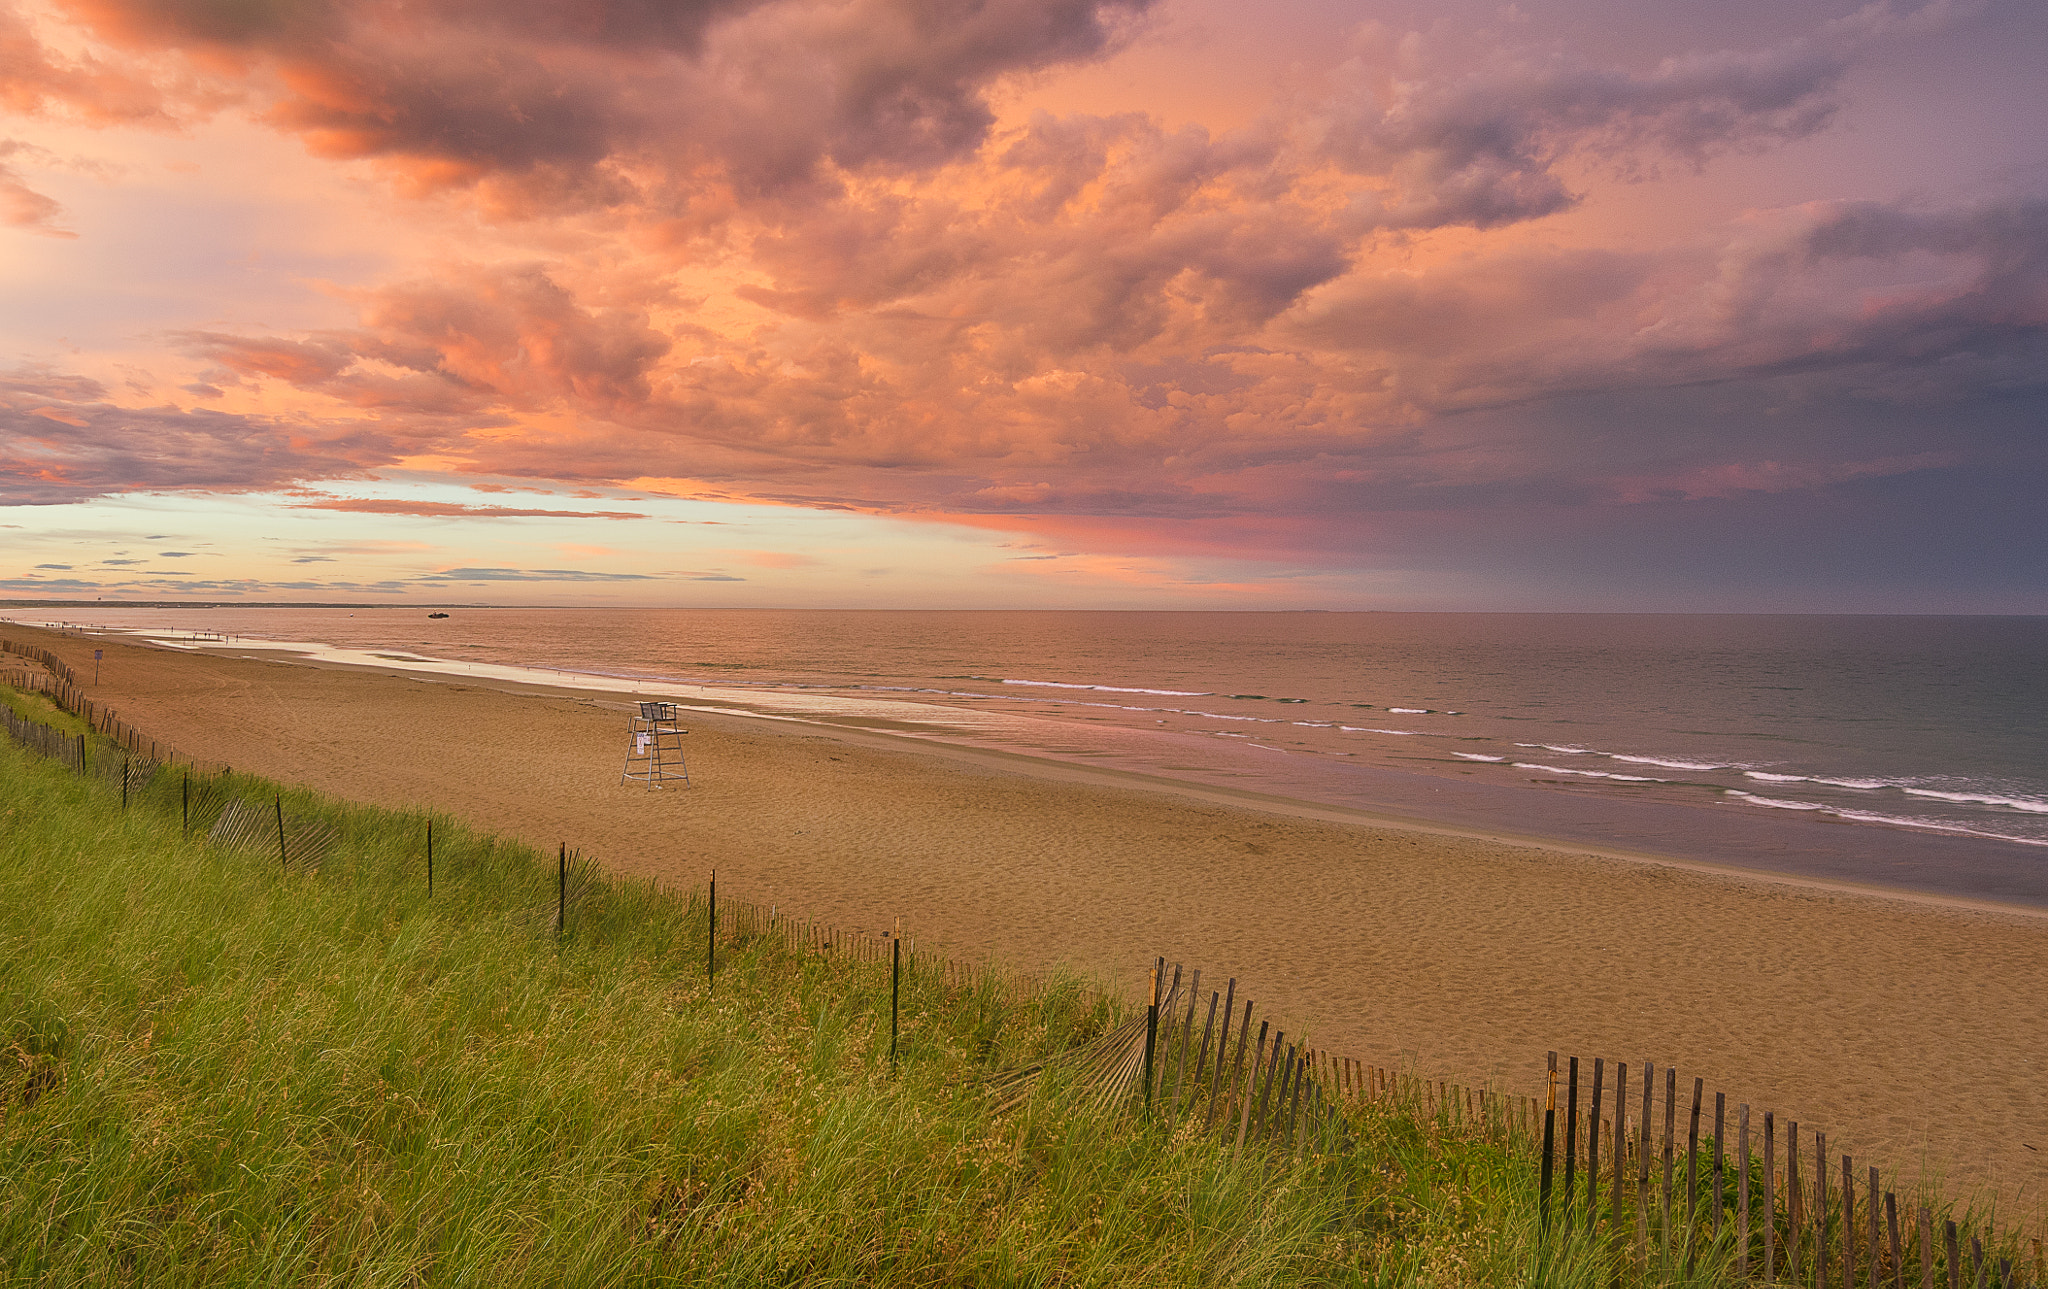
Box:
[621,701,690,789]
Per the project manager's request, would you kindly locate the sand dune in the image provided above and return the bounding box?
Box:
[17,623,2047,1221]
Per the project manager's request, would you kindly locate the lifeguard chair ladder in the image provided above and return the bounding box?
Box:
[621,701,690,789]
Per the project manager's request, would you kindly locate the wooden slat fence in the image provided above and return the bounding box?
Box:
[3,641,192,769]
[1526,1048,2043,1289]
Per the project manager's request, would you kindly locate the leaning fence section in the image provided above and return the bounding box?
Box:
[3,633,2043,1288]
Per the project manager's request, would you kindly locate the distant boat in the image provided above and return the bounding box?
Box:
[428,612,450,619]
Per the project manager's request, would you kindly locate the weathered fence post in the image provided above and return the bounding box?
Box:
[1688,1077,1704,1240]
[1919,1207,1935,1289]
[1715,1092,1727,1239]
[275,796,287,874]
[1848,1158,1864,1289]
[707,868,716,987]
[1565,1056,1580,1225]
[1665,1066,1678,1266]
[1588,1058,1604,1231]
[1739,1104,1752,1278]
[1541,1051,1558,1239]
[1789,1123,1805,1282]
[1204,979,1237,1131]
[1817,1131,1830,1289]
[1168,968,1200,1125]
[1142,957,1161,1114]
[1640,1066,1656,1257]
[1234,1021,1268,1152]
[1253,1029,1284,1142]
[1885,1192,1903,1289]
[426,817,434,897]
[1612,1062,1630,1253]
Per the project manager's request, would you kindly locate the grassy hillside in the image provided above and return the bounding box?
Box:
[0,720,1712,1287]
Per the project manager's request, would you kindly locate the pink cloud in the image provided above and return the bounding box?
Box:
[0,140,70,235]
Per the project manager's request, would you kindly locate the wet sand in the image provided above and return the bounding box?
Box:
[15,623,2048,1220]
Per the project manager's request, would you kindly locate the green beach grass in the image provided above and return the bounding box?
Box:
[0,714,1756,1286]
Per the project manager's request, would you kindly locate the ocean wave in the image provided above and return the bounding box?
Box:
[1512,762,1668,782]
[1743,770,1891,790]
[1454,753,1506,762]
[1901,787,2048,814]
[1513,741,1734,771]
[1733,773,2048,813]
[1606,753,1735,771]
[1002,678,1210,696]
[1388,708,1432,714]
[1725,791,2048,846]
[1344,726,1427,736]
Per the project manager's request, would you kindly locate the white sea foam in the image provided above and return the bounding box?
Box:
[1511,761,1669,783]
[1388,707,1432,714]
[1724,791,1827,811]
[1002,678,1210,696]
[1726,792,2048,845]
[1454,753,1506,762]
[1606,753,1732,771]
[1901,787,2048,813]
[1514,741,1730,771]
[1744,771,1891,790]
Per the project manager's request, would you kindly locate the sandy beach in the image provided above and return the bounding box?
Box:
[14,623,2047,1220]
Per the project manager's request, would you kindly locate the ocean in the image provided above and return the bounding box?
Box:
[32,608,2048,902]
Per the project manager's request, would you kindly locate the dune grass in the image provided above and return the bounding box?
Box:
[0,723,1755,1287]
[0,681,87,737]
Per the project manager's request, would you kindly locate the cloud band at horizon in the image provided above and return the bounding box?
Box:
[1,0,2043,610]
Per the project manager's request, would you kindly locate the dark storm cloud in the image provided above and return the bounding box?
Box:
[0,369,391,504]
[55,0,1157,205]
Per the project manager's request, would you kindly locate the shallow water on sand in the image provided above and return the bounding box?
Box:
[35,608,2048,895]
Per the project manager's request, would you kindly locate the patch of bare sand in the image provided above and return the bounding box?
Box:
[26,625,2048,1222]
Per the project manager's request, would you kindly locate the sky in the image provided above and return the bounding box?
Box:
[0,0,2043,610]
